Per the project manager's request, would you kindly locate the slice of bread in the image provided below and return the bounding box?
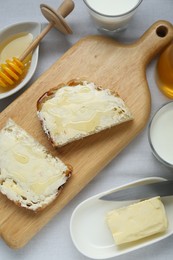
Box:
[0,119,72,212]
[37,79,133,147]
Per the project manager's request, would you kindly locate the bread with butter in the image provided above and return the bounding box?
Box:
[0,119,72,212]
[37,79,133,147]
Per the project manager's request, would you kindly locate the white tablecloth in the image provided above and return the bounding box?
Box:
[0,0,173,259]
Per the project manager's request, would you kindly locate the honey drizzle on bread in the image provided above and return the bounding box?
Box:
[0,119,72,212]
[37,79,133,147]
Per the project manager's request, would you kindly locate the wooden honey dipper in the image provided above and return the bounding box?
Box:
[0,0,74,88]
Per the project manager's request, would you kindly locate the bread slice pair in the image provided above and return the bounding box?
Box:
[0,119,72,212]
[37,80,133,147]
[0,80,132,212]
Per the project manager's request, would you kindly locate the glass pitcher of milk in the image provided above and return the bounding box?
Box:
[83,0,143,33]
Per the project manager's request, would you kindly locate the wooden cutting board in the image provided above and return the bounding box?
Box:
[0,20,173,249]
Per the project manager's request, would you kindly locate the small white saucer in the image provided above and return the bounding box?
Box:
[0,21,41,99]
[70,177,173,259]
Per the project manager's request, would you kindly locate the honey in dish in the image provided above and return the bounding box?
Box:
[156,44,173,98]
[0,32,33,93]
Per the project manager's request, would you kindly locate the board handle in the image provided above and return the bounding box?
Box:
[134,20,173,66]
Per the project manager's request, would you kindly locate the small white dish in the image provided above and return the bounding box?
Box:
[70,177,173,259]
[0,21,41,100]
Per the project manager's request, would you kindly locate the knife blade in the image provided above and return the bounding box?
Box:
[99,180,173,201]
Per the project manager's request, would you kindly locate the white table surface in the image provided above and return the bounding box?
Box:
[0,0,173,259]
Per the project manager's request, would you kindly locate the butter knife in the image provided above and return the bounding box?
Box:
[99,180,173,201]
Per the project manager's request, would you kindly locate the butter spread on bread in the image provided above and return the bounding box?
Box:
[37,80,133,147]
[106,197,168,246]
[0,119,72,212]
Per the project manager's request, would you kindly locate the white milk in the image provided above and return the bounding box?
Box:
[84,0,142,31]
[150,103,173,165]
[86,0,140,16]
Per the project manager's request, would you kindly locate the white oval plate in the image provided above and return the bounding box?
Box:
[0,21,41,100]
[70,177,173,259]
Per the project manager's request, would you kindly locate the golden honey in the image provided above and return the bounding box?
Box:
[0,32,33,93]
[156,44,173,98]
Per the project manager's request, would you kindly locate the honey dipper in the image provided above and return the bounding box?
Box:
[0,0,74,88]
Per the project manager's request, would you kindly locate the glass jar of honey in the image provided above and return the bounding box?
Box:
[156,44,173,98]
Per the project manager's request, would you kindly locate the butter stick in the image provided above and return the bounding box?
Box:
[106,197,168,245]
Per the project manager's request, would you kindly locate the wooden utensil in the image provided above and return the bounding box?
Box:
[0,0,74,87]
[0,20,173,249]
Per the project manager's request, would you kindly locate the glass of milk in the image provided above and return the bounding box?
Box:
[148,102,173,168]
[83,0,143,33]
